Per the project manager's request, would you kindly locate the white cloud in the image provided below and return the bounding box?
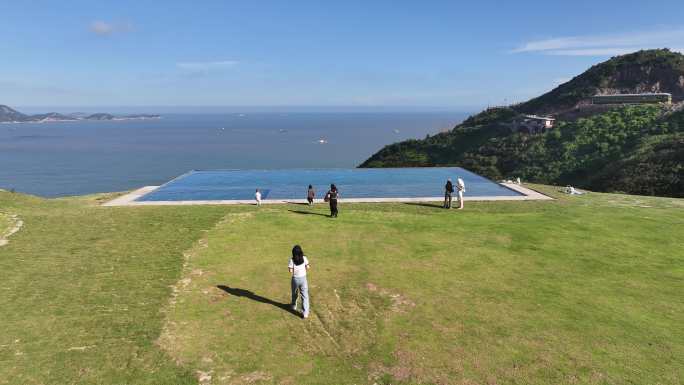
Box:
[176,61,239,71]
[545,48,639,56]
[511,28,684,56]
[90,21,114,35]
[89,20,133,36]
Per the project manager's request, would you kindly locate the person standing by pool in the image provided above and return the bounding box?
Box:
[255,188,262,206]
[444,178,454,209]
[307,185,315,205]
[325,184,339,217]
[456,177,465,209]
[289,245,310,318]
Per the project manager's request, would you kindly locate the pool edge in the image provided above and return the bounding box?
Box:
[102,183,552,207]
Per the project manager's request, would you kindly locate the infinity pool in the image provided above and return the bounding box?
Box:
[136,168,521,201]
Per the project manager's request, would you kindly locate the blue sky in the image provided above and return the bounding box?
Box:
[1,0,683,110]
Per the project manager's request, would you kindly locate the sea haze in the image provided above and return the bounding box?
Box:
[0,111,468,197]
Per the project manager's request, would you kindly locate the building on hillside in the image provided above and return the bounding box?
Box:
[591,93,672,105]
[509,115,555,134]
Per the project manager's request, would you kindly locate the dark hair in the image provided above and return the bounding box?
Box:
[308,185,313,189]
[292,245,304,266]
[330,183,337,192]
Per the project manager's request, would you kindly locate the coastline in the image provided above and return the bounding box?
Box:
[0,116,161,124]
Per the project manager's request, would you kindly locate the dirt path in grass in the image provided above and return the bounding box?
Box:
[158,212,255,384]
[0,214,23,247]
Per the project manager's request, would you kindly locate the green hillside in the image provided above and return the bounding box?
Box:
[517,49,684,114]
[360,49,684,198]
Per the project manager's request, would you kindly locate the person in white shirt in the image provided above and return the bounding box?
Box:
[456,177,465,209]
[255,189,261,206]
[288,245,311,318]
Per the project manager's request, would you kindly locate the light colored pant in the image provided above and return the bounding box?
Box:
[291,276,309,315]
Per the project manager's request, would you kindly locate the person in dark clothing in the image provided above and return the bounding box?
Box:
[444,178,454,209]
[307,185,315,205]
[325,184,339,217]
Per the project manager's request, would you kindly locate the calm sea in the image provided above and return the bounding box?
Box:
[0,112,467,197]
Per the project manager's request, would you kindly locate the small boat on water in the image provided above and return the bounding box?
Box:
[317,139,328,144]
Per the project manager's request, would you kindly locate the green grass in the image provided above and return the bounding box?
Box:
[0,191,235,384]
[0,212,13,238]
[1,187,683,384]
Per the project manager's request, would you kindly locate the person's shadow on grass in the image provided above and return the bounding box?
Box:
[403,202,444,209]
[287,209,330,217]
[216,285,300,317]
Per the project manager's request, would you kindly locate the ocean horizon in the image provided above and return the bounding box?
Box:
[0,111,468,197]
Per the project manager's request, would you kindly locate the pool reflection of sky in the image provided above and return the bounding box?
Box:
[137,168,522,201]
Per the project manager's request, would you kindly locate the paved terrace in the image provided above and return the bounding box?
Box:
[102,183,552,206]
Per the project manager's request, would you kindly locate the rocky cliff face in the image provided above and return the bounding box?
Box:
[517,49,684,115]
[596,61,684,96]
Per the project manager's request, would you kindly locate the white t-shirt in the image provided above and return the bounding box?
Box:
[288,256,309,277]
[456,178,465,192]
[255,191,261,201]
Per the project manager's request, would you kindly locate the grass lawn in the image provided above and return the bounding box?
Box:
[0,191,235,384]
[1,187,683,384]
[0,212,14,238]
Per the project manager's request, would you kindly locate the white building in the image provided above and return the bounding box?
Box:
[511,115,555,134]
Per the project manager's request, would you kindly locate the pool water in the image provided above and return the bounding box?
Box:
[136,168,522,201]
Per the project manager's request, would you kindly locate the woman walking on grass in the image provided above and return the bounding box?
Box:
[307,185,315,205]
[255,188,262,207]
[325,184,339,217]
[289,245,311,318]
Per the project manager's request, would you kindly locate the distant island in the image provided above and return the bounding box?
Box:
[361,49,684,198]
[0,105,160,123]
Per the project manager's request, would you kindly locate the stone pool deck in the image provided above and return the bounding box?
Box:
[102,183,552,207]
